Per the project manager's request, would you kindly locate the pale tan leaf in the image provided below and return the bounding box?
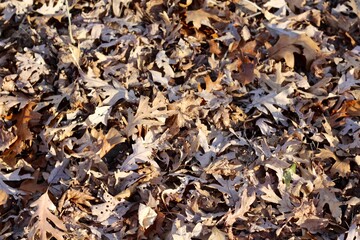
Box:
[260,184,282,204]
[186,9,225,29]
[28,191,66,240]
[98,127,126,158]
[0,190,8,206]
[85,105,111,126]
[125,93,176,137]
[208,227,226,240]
[269,34,320,68]
[226,188,256,225]
[59,189,95,212]
[330,158,350,177]
[91,191,120,222]
[36,0,66,17]
[138,203,157,229]
[179,0,192,8]
[313,174,342,223]
[0,168,32,199]
[286,0,306,12]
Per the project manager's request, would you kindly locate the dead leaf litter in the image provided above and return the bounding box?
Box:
[0,0,360,239]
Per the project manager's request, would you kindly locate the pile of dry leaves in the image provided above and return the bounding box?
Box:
[0,0,360,239]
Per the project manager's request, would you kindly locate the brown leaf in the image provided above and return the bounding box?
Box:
[19,170,47,205]
[233,59,255,86]
[298,216,329,232]
[0,123,16,152]
[186,9,225,29]
[330,158,351,178]
[115,184,138,200]
[28,191,67,240]
[201,74,223,92]
[19,170,47,194]
[0,190,9,206]
[58,189,95,212]
[330,100,360,127]
[225,188,256,225]
[269,34,320,68]
[95,128,126,158]
[344,100,360,117]
[2,102,36,167]
[208,39,222,55]
[125,93,176,137]
[241,40,258,57]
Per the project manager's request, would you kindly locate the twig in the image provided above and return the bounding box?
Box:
[65,0,75,44]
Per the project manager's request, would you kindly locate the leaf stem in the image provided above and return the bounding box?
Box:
[65,0,75,44]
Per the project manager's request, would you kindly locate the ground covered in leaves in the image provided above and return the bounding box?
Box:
[1,0,360,239]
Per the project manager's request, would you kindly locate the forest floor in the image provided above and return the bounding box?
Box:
[0,0,360,239]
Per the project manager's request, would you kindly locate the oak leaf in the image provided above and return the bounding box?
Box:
[330,158,351,178]
[208,227,226,240]
[28,191,67,240]
[313,173,342,223]
[186,9,224,29]
[330,99,360,127]
[2,102,36,167]
[19,170,47,195]
[85,105,111,126]
[97,127,126,158]
[0,189,8,206]
[269,33,320,68]
[58,189,95,212]
[208,39,221,55]
[36,0,67,21]
[91,191,132,224]
[343,100,360,117]
[225,188,256,225]
[298,216,329,232]
[125,93,176,137]
[138,203,157,229]
[0,168,32,199]
[201,74,222,92]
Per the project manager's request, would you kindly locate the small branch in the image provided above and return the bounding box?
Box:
[65,0,75,44]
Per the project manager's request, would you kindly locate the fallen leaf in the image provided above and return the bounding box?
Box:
[330,99,360,127]
[91,191,120,223]
[0,190,8,206]
[2,102,36,167]
[97,127,126,158]
[0,168,32,199]
[0,123,16,152]
[19,170,47,195]
[186,9,225,29]
[298,216,329,232]
[179,0,192,8]
[28,191,67,240]
[85,105,112,126]
[125,93,176,137]
[269,33,320,68]
[58,189,95,212]
[344,100,360,117]
[208,226,226,240]
[330,158,351,178]
[201,74,223,92]
[208,39,222,55]
[226,188,256,225]
[138,203,157,229]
